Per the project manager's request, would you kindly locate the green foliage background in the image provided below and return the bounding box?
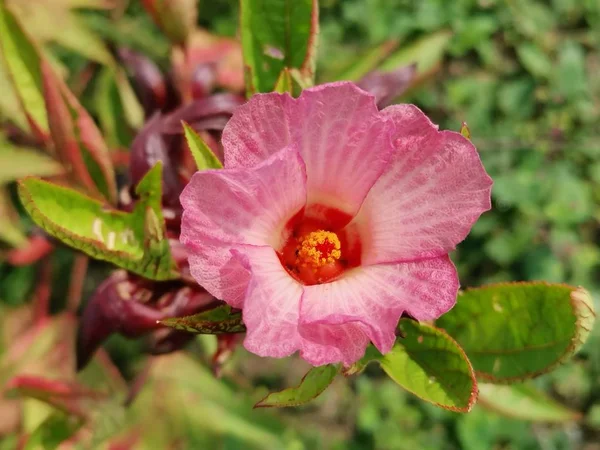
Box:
[1,0,600,448]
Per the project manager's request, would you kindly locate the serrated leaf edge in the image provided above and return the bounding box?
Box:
[385,320,479,413]
[459,282,596,384]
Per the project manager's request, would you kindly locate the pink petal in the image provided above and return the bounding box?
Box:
[299,256,459,362]
[293,83,394,220]
[233,246,303,358]
[180,147,307,305]
[299,322,370,367]
[351,104,493,265]
[222,93,295,168]
[222,82,395,221]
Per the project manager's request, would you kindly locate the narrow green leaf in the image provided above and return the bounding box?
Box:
[379,319,478,412]
[0,139,63,184]
[160,305,245,334]
[273,68,293,94]
[114,69,144,129]
[182,121,223,170]
[380,30,452,77]
[0,0,48,138]
[478,383,581,423]
[436,283,596,383]
[254,364,339,408]
[334,40,399,81]
[41,60,117,203]
[94,67,133,148]
[240,0,318,94]
[0,188,27,247]
[0,58,28,131]
[18,163,179,280]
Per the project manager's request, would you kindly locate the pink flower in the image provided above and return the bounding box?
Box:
[180,82,492,366]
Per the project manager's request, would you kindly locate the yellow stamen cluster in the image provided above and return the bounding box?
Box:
[297,230,341,268]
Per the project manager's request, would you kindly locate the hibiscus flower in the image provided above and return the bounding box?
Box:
[180,82,492,366]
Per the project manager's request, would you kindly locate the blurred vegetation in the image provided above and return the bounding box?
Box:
[1,0,600,449]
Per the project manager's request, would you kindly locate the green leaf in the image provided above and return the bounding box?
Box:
[8,0,115,67]
[0,0,48,139]
[0,138,63,184]
[18,163,179,281]
[94,67,133,148]
[160,305,245,334]
[516,42,553,78]
[240,0,318,94]
[334,40,399,82]
[0,188,27,247]
[114,69,144,130]
[436,283,596,383]
[182,121,223,171]
[254,364,339,408]
[273,67,293,93]
[380,30,452,78]
[379,319,477,412]
[41,60,117,203]
[0,1,116,203]
[478,383,581,423]
[0,58,28,131]
[459,121,471,140]
[23,412,83,450]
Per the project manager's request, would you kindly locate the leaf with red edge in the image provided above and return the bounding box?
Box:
[159,305,246,334]
[0,1,116,203]
[41,60,117,203]
[6,375,105,418]
[345,319,478,412]
[255,364,340,408]
[240,0,319,94]
[382,319,478,412]
[18,162,179,281]
[0,0,49,141]
[436,283,596,383]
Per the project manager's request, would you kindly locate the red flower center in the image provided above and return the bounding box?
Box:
[278,211,362,286]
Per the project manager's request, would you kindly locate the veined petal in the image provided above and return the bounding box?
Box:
[351,104,493,265]
[299,322,369,367]
[222,82,395,224]
[223,93,295,168]
[233,246,303,358]
[180,147,307,305]
[299,256,459,362]
[293,82,394,221]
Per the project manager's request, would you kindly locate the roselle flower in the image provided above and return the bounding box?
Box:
[180,82,492,366]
